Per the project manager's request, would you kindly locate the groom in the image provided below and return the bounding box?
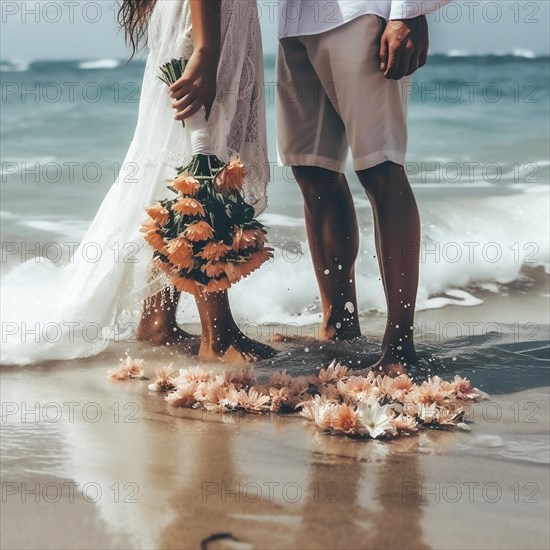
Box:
[277,1,450,374]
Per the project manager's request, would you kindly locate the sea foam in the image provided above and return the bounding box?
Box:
[78,59,120,70]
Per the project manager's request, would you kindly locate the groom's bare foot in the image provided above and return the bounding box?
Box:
[321,308,361,341]
[199,329,276,363]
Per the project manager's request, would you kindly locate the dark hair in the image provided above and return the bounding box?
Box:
[118,0,157,58]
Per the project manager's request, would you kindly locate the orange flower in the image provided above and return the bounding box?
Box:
[215,157,246,194]
[140,219,157,234]
[170,274,199,295]
[231,227,267,250]
[225,249,272,283]
[145,203,169,226]
[184,221,214,242]
[165,238,194,270]
[248,247,273,269]
[202,261,226,278]
[172,173,200,196]
[140,220,165,252]
[198,241,230,261]
[224,262,241,283]
[204,276,231,293]
[172,197,205,217]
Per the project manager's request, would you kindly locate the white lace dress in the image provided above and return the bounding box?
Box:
[1,0,268,365]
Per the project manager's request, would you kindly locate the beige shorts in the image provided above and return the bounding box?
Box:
[277,14,410,173]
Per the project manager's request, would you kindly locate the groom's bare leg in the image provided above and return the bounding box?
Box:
[357,161,420,375]
[137,287,193,345]
[196,290,275,362]
[292,165,361,340]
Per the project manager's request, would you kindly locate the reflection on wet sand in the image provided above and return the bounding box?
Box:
[157,414,430,549]
[1,345,549,549]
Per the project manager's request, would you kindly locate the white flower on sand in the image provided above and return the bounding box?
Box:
[299,394,334,422]
[356,399,396,439]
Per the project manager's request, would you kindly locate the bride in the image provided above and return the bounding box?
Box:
[0,0,274,365]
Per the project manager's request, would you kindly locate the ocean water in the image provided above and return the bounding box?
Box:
[1,53,549,326]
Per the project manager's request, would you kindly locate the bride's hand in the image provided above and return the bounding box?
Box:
[169,48,219,121]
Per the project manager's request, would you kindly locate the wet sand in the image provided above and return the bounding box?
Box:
[1,285,549,550]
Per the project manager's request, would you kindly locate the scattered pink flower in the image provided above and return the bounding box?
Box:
[269,370,293,388]
[330,404,364,436]
[148,365,176,392]
[193,380,227,405]
[413,376,453,405]
[236,387,270,413]
[392,414,419,433]
[107,356,480,440]
[450,375,481,400]
[165,381,199,408]
[175,367,213,386]
[108,353,144,381]
[222,368,254,389]
[269,387,290,412]
[436,405,464,426]
[318,360,349,383]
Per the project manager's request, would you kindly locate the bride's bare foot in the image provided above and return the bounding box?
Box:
[136,317,194,346]
[199,329,276,363]
[137,287,195,346]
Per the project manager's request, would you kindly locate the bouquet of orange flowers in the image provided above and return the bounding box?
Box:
[141,59,272,294]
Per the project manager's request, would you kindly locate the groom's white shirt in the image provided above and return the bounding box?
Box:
[278,0,451,38]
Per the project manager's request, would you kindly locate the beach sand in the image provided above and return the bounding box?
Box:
[1,279,549,550]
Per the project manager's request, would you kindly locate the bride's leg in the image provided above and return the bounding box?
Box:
[196,291,275,362]
[136,287,194,345]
